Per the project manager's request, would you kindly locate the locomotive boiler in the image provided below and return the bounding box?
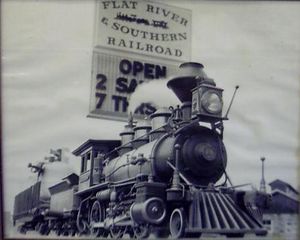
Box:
[13,62,270,238]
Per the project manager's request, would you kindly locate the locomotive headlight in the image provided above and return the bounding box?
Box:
[201,91,223,114]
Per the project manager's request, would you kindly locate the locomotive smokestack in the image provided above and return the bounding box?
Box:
[167,62,211,102]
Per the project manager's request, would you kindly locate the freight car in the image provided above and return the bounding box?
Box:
[13,62,270,238]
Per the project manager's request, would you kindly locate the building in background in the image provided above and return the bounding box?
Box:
[263,179,299,239]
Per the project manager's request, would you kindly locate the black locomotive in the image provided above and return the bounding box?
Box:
[13,62,270,238]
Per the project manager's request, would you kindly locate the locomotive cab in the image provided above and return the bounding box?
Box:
[72,139,120,192]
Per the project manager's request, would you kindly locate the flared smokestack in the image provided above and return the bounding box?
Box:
[167,62,209,102]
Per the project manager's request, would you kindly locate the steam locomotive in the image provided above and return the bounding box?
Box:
[13,62,270,238]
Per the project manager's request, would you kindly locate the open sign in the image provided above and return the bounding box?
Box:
[119,59,166,79]
[89,48,179,121]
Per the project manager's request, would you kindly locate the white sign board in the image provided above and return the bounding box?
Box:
[94,0,191,61]
[88,48,180,121]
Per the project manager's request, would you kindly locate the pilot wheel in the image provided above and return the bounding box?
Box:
[170,208,186,239]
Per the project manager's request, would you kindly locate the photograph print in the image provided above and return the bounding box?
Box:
[1,0,300,239]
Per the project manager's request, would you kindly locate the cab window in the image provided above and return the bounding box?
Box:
[81,152,92,173]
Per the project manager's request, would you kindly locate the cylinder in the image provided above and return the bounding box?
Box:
[130,197,166,224]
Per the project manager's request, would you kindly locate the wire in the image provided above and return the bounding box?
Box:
[104,162,131,178]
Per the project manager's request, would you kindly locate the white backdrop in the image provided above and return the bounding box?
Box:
[2,0,300,221]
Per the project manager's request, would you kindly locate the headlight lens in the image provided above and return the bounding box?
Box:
[201,91,223,114]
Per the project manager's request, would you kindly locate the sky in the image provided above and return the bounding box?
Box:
[2,0,300,217]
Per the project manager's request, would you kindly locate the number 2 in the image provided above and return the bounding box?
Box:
[96,74,107,90]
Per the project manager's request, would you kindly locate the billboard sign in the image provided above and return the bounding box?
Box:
[88,48,180,121]
[94,0,191,61]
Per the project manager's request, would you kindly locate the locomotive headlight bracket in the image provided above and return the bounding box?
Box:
[191,84,224,121]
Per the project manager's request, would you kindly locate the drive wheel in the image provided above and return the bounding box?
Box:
[89,200,104,237]
[170,208,186,239]
[133,224,150,239]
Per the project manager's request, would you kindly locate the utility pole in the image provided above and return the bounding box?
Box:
[260,157,266,192]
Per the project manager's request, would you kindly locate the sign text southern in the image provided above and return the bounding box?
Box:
[95,0,191,61]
